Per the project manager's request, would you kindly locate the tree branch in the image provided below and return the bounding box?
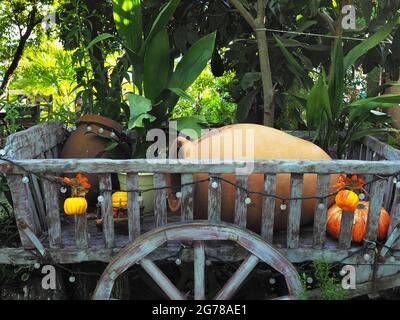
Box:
[229,0,257,30]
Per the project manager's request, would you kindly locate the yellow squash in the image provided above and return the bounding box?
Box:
[64,197,88,215]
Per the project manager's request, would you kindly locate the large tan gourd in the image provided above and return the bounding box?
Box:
[167,124,338,233]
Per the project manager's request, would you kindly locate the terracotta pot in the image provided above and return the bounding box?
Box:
[167,124,339,233]
[60,115,124,205]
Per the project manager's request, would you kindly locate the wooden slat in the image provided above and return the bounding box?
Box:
[4,159,400,175]
[234,175,248,228]
[214,255,259,300]
[140,258,186,300]
[42,177,62,248]
[362,135,400,160]
[365,179,387,243]
[261,174,276,243]
[383,177,394,210]
[2,121,65,159]
[389,183,400,236]
[127,173,141,241]
[153,173,167,227]
[99,174,114,248]
[6,175,39,248]
[181,174,194,221]
[313,174,331,248]
[350,142,361,160]
[287,174,303,249]
[339,211,354,249]
[74,215,88,249]
[30,154,47,231]
[208,174,221,222]
[194,241,205,300]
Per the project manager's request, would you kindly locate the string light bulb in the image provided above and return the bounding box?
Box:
[34,263,41,269]
[363,253,371,262]
[98,128,104,134]
[69,275,76,283]
[269,278,276,285]
[86,126,92,132]
[110,132,116,138]
[317,202,325,210]
[137,193,143,203]
[245,197,252,205]
[307,277,313,284]
[97,195,104,203]
[211,180,219,189]
[339,269,346,277]
[0,149,5,156]
[393,177,398,184]
[60,187,67,194]
[359,193,365,200]
[280,202,287,211]
[176,192,182,199]
[21,176,29,184]
[175,258,182,266]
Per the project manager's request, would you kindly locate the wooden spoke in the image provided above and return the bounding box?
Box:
[214,254,259,300]
[140,258,186,300]
[194,241,205,300]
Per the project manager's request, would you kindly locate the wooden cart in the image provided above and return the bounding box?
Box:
[1,121,400,300]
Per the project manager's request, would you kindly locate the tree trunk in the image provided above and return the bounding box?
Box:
[0,8,38,99]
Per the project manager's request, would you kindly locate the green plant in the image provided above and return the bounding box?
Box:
[277,14,400,158]
[313,260,348,300]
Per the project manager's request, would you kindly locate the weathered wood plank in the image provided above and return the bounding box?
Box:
[214,255,259,300]
[74,215,88,249]
[6,174,39,248]
[313,174,331,248]
[287,174,303,249]
[99,174,114,248]
[234,175,248,229]
[30,154,47,231]
[3,159,400,175]
[181,174,194,221]
[194,241,205,300]
[389,182,400,236]
[362,135,400,160]
[383,177,394,210]
[2,121,65,159]
[127,173,140,241]
[208,175,221,222]
[140,258,186,300]
[365,179,387,243]
[153,173,167,228]
[339,212,354,249]
[42,177,62,248]
[261,174,276,243]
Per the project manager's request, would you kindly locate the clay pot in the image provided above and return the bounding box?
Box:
[60,115,124,205]
[167,124,339,233]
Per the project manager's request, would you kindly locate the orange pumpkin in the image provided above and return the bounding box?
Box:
[327,201,391,242]
[335,189,359,212]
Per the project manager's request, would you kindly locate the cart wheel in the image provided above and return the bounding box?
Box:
[92,221,303,300]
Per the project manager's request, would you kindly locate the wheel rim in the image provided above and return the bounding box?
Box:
[92,221,303,300]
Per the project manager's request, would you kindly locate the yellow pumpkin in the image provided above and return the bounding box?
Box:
[335,189,359,212]
[112,191,128,209]
[64,197,88,215]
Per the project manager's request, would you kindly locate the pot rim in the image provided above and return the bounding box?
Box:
[77,115,124,134]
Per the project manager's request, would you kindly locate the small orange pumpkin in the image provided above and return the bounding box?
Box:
[335,189,359,212]
[64,197,88,215]
[327,201,391,242]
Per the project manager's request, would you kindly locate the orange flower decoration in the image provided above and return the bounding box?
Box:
[76,173,91,189]
[335,174,367,193]
[56,173,91,198]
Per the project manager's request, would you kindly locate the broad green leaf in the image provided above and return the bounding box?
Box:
[168,88,197,105]
[128,113,156,128]
[142,0,180,54]
[349,93,400,107]
[126,93,155,128]
[306,73,330,128]
[86,33,114,50]
[240,72,261,90]
[343,16,399,71]
[173,116,207,139]
[112,0,143,53]
[144,29,170,103]
[274,34,311,86]
[368,81,400,97]
[236,89,259,123]
[328,38,344,118]
[169,32,216,91]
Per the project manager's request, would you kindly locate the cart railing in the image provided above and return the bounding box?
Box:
[1,121,400,260]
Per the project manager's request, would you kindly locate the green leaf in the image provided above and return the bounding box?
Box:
[168,88,197,105]
[144,29,171,103]
[328,38,344,118]
[306,72,330,128]
[127,93,155,128]
[169,32,216,91]
[104,141,120,152]
[173,116,207,139]
[343,16,399,71]
[142,0,180,54]
[349,93,400,107]
[274,34,312,87]
[240,72,261,90]
[86,33,114,50]
[112,0,143,53]
[236,89,259,123]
